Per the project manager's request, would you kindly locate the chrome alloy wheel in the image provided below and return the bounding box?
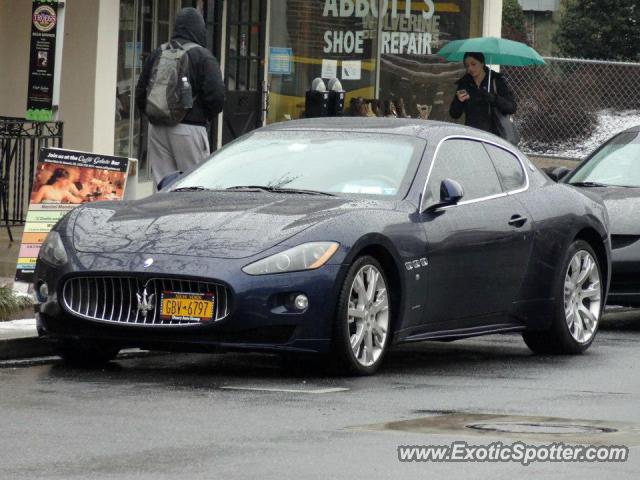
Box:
[347,265,389,367]
[563,250,601,344]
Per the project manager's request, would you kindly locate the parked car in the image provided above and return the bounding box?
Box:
[34,119,611,375]
[561,126,640,307]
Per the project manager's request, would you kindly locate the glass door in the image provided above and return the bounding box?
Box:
[114,0,176,180]
[222,0,266,144]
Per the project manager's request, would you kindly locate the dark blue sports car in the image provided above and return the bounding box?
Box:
[35,119,611,375]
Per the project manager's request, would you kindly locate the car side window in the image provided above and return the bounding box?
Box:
[426,139,503,205]
[485,144,526,191]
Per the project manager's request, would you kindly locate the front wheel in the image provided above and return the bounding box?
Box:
[330,256,391,375]
[523,240,603,354]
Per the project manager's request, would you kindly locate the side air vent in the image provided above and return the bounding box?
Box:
[611,235,640,250]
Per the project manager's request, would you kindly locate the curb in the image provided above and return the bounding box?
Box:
[0,318,55,360]
[0,336,55,360]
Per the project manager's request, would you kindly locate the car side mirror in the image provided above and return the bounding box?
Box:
[425,178,464,212]
[157,171,183,191]
[546,166,571,182]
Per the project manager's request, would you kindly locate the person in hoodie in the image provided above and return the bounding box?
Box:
[449,52,516,137]
[135,7,225,188]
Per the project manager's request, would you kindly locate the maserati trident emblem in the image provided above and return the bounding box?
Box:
[143,258,154,268]
[136,288,155,320]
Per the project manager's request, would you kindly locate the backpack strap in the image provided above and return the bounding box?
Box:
[176,41,201,52]
[161,41,201,51]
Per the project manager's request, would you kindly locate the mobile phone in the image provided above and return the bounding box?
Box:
[457,89,468,96]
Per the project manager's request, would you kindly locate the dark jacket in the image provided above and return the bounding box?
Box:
[449,67,516,135]
[135,8,225,126]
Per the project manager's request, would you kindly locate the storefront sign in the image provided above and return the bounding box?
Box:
[322,0,440,55]
[26,0,59,122]
[268,47,293,75]
[15,148,129,287]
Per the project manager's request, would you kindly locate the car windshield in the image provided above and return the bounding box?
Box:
[171,130,425,197]
[568,131,640,187]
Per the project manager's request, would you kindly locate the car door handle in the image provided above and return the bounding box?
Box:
[508,214,528,228]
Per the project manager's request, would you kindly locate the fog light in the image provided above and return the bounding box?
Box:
[293,294,309,311]
[38,282,49,301]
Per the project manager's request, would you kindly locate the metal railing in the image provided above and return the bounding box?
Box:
[503,57,640,158]
[1,117,63,241]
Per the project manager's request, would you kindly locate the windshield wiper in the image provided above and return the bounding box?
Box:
[225,185,336,196]
[225,185,272,193]
[170,186,211,192]
[570,181,609,188]
[268,187,336,197]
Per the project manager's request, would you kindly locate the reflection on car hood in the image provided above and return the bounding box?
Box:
[590,187,640,235]
[71,192,361,258]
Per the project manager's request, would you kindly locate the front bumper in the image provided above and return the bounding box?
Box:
[34,251,345,354]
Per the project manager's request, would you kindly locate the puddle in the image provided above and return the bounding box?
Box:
[351,413,640,446]
[466,422,616,435]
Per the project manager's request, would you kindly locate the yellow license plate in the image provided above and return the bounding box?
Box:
[160,292,214,322]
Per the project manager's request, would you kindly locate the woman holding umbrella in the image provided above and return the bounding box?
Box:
[449,51,516,136]
[438,37,544,144]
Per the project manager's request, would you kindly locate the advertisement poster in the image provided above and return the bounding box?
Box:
[26,0,59,122]
[321,59,338,79]
[268,47,292,75]
[15,148,129,287]
[342,60,362,80]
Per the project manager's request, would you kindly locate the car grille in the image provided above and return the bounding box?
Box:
[61,276,230,326]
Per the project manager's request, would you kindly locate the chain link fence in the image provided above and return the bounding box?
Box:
[503,57,640,158]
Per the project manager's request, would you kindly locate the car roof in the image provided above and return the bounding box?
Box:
[619,125,640,134]
[260,117,504,143]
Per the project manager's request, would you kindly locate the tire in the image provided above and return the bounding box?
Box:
[330,256,392,375]
[523,239,603,354]
[57,340,120,367]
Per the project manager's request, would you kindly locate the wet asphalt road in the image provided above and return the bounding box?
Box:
[1,312,640,480]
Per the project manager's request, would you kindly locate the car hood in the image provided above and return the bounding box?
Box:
[71,192,368,258]
[594,187,640,235]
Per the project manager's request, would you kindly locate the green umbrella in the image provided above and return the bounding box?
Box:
[437,36,545,92]
[436,36,545,67]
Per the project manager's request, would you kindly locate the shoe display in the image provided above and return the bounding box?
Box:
[348,97,368,117]
[397,97,411,118]
[359,101,370,117]
[416,103,432,120]
[373,100,383,117]
[366,102,376,117]
[391,101,398,117]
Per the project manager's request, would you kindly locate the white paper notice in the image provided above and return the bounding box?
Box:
[342,60,362,80]
[321,59,338,79]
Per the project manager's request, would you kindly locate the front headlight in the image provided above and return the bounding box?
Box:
[242,242,339,275]
[38,231,68,267]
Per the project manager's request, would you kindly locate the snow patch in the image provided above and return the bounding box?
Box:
[521,110,640,159]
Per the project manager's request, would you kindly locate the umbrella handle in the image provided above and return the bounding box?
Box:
[487,55,492,92]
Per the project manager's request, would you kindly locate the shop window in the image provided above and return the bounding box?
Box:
[267,0,380,123]
[114,0,177,180]
[267,0,484,125]
[378,0,485,122]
